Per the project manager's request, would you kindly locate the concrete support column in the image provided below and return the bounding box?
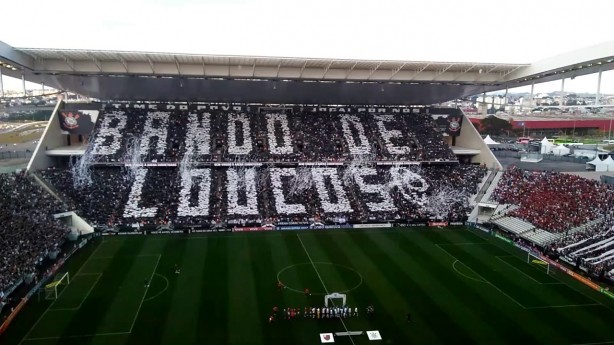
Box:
[480,92,487,115]
[560,78,565,106]
[596,70,603,105]
[22,73,26,97]
[529,82,535,108]
[0,67,4,98]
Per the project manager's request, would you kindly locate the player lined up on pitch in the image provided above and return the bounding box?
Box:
[268,305,374,323]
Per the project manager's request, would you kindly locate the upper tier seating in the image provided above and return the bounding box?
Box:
[89,108,457,164]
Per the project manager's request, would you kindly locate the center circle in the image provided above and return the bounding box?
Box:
[277,262,363,295]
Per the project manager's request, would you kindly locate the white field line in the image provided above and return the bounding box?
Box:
[73,273,102,310]
[20,240,106,344]
[297,234,356,345]
[435,242,490,246]
[451,260,487,283]
[435,244,527,309]
[89,254,161,260]
[48,273,102,311]
[525,303,601,310]
[23,331,130,342]
[495,256,543,284]
[143,273,169,302]
[128,254,162,333]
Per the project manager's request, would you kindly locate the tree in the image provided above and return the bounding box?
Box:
[479,115,513,136]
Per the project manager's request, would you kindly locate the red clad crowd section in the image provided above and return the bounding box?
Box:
[493,167,614,233]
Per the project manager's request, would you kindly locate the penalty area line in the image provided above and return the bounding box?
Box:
[525,303,601,310]
[23,332,130,342]
[19,240,106,345]
[495,256,544,285]
[435,244,527,309]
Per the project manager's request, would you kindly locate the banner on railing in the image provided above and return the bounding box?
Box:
[276,225,310,231]
[494,233,514,245]
[540,256,601,291]
[232,226,274,232]
[190,229,220,233]
[396,223,428,227]
[298,162,344,166]
[352,223,392,229]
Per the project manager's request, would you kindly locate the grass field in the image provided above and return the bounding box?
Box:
[2,227,614,345]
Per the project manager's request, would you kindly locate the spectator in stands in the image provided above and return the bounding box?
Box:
[0,172,70,293]
[493,167,614,233]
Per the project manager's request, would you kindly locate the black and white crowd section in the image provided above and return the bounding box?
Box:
[0,173,70,294]
[553,214,614,282]
[41,103,481,229]
[89,105,458,163]
[41,165,485,228]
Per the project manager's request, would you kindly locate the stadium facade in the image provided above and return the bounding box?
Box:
[0,40,613,234]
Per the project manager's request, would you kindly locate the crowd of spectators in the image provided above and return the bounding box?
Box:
[553,211,614,281]
[0,172,70,293]
[89,108,457,164]
[41,164,486,228]
[492,167,614,233]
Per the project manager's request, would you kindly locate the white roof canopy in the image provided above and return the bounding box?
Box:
[484,135,500,145]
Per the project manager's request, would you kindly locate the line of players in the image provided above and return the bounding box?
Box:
[269,306,360,323]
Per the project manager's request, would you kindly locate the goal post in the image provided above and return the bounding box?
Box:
[43,272,70,300]
[527,252,550,275]
[324,293,347,307]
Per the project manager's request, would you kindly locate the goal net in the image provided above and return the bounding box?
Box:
[324,293,347,308]
[43,272,70,300]
[527,252,550,275]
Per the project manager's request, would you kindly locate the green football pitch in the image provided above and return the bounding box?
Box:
[2,227,614,345]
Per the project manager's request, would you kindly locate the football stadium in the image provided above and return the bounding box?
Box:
[1,8,614,344]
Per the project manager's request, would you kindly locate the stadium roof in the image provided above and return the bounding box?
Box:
[10,47,528,83]
[1,41,614,104]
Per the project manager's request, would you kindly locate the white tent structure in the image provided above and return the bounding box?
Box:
[587,157,608,172]
[552,144,571,156]
[484,135,500,145]
[603,156,614,171]
[540,137,555,154]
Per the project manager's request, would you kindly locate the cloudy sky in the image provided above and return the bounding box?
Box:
[1,0,614,93]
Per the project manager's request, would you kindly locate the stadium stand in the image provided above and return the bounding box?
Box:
[36,104,486,228]
[555,215,614,281]
[0,172,70,294]
[41,165,486,228]
[479,170,503,203]
[492,167,614,233]
[90,107,457,163]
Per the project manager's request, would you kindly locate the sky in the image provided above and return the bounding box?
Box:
[1,0,614,93]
